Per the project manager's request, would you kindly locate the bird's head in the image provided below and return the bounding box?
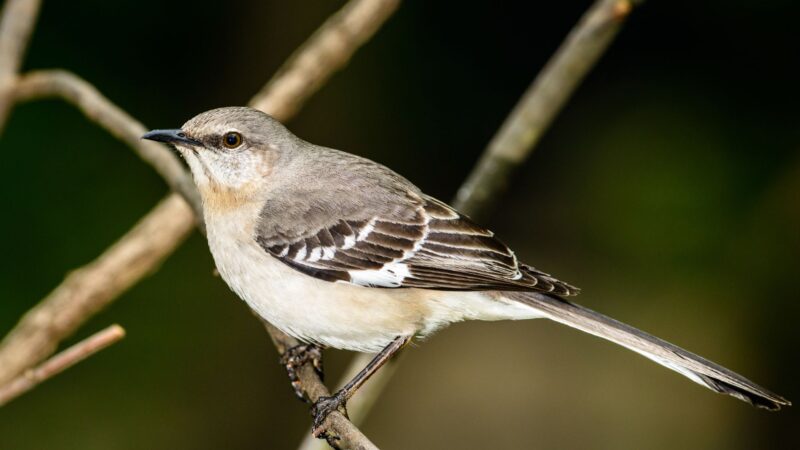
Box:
[143,107,293,211]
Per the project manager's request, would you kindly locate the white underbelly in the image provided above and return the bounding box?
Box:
[205,215,543,352]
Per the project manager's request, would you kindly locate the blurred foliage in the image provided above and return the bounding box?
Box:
[0,1,798,449]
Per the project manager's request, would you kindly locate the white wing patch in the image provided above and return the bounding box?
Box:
[348,262,411,287]
[321,246,336,260]
[307,247,322,262]
[344,211,430,287]
[342,235,356,249]
[293,244,307,261]
[357,218,376,241]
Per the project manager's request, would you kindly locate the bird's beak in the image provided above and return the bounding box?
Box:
[142,129,201,146]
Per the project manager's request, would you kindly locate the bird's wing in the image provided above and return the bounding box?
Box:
[257,194,579,296]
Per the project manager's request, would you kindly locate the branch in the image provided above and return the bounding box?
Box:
[13,70,204,221]
[454,0,637,219]
[0,194,194,387]
[299,1,642,447]
[0,0,41,130]
[249,0,400,119]
[0,325,125,407]
[262,320,378,450]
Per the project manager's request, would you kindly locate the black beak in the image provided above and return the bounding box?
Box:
[141,129,201,146]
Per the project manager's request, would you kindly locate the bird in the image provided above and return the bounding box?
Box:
[143,106,789,431]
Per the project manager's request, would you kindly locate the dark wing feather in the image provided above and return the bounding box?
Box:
[257,194,579,296]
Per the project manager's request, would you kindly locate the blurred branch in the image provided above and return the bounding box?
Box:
[0,325,125,407]
[455,0,638,219]
[0,0,400,447]
[249,0,400,119]
[0,0,41,131]
[0,195,194,387]
[300,1,642,447]
[13,69,203,219]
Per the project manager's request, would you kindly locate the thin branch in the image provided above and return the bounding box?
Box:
[13,69,203,222]
[0,0,41,130]
[249,0,400,119]
[299,1,642,447]
[0,325,125,407]
[262,320,378,450]
[455,0,638,219]
[297,353,401,450]
[0,194,194,387]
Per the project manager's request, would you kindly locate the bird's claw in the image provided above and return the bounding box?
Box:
[311,393,348,437]
[280,344,324,401]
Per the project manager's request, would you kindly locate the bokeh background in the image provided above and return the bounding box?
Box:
[1,1,798,449]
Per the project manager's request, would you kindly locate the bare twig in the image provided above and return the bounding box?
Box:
[0,195,194,387]
[0,0,41,130]
[13,70,203,220]
[0,325,125,407]
[249,0,400,119]
[262,320,379,450]
[300,1,642,447]
[455,0,638,219]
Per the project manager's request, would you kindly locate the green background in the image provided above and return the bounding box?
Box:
[1,1,798,449]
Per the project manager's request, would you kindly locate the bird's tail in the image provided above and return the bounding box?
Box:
[502,291,790,410]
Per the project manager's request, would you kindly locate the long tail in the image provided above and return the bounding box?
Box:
[503,291,790,410]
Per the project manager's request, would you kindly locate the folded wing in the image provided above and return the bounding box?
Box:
[257,193,579,295]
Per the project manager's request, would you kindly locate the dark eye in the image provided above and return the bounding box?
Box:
[222,131,243,148]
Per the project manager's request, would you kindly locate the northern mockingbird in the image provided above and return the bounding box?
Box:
[143,107,788,429]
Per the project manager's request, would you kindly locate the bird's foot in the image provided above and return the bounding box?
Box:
[280,343,324,401]
[311,393,348,437]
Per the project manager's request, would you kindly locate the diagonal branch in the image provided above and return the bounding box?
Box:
[299,1,642,448]
[0,194,194,387]
[455,0,638,219]
[0,324,125,407]
[13,70,203,219]
[249,0,400,117]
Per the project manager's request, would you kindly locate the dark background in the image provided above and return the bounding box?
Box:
[1,1,798,449]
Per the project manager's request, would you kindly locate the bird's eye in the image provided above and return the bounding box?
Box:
[222,132,243,148]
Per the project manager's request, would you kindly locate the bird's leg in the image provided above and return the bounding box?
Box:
[280,343,325,401]
[311,335,412,436]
